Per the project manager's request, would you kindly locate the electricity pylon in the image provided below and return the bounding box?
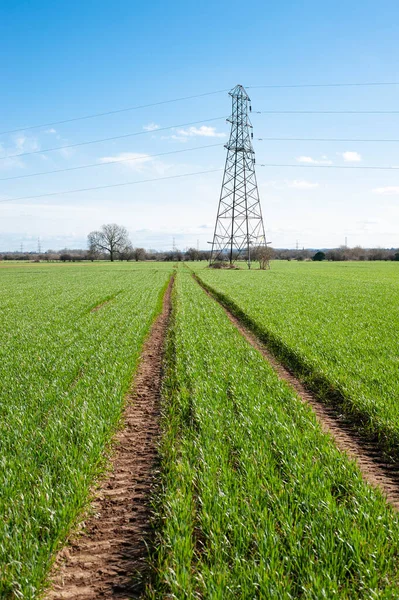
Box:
[210,84,267,268]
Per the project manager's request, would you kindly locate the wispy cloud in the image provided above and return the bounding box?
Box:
[287,180,319,190]
[0,134,40,170]
[143,122,160,131]
[0,143,24,170]
[372,186,399,195]
[45,128,57,134]
[57,147,75,159]
[100,152,153,172]
[99,152,171,175]
[176,126,225,138]
[169,134,189,143]
[13,134,40,153]
[296,155,333,165]
[342,151,361,162]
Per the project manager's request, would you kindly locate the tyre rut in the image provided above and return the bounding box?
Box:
[46,276,174,599]
[194,274,399,511]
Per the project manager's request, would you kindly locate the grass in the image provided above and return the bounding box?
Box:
[4,260,399,598]
[194,261,399,458]
[0,261,173,599]
[150,268,399,599]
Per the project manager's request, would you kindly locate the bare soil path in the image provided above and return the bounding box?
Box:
[195,275,399,511]
[47,277,173,600]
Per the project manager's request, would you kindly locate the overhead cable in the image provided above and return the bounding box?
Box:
[248,82,399,89]
[0,116,227,161]
[0,143,224,182]
[2,81,397,136]
[0,89,229,137]
[0,168,223,204]
[258,163,399,170]
[255,110,399,114]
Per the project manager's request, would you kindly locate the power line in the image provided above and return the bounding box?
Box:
[255,110,399,114]
[3,127,396,167]
[258,163,399,170]
[257,136,399,142]
[247,82,399,89]
[2,132,398,181]
[0,89,229,137]
[0,116,226,161]
[0,142,224,182]
[1,82,397,138]
[0,168,223,204]
[3,160,399,205]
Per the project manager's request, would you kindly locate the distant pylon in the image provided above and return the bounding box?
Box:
[210,84,267,268]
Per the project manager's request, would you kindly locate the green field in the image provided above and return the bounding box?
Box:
[194,261,399,457]
[150,267,399,599]
[2,260,399,598]
[0,262,172,598]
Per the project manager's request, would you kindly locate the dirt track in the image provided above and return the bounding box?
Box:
[47,277,173,600]
[195,275,399,511]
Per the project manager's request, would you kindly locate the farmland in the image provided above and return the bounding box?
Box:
[2,260,399,598]
[195,261,399,457]
[150,267,399,598]
[0,262,172,598]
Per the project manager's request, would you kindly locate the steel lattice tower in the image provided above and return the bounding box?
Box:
[210,84,267,267]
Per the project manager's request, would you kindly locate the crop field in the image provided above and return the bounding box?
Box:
[195,261,399,457]
[151,268,399,598]
[0,262,172,598]
[2,260,399,598]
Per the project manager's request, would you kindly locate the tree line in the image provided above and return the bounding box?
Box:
[1,223,398,263]
[275,246,399,262]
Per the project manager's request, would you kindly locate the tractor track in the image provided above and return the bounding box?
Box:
[194,274,399,511]
[46,275,174,600]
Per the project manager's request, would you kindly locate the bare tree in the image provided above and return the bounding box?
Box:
[88,224,130,262]
[185,247,199,261]
[252,245,274,270]
[119,244,135,261]
[86,246,100,262]
[132,247,146,261]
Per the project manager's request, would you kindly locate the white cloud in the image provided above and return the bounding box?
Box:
[342,151,361,162]
[169,134,189,143]
[100,152,153,172]
[0,140,26,170]
[46,128,57,134]
[13,134,40,152]
[176,126,225,138]
[372,186,399,195]
[143,122,160,131]
[99,152,172,175]
[57,147,74,159]
[287,180,319,190]
[296,155,333,165]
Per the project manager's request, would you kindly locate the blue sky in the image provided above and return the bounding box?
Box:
[1,0,399,251]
